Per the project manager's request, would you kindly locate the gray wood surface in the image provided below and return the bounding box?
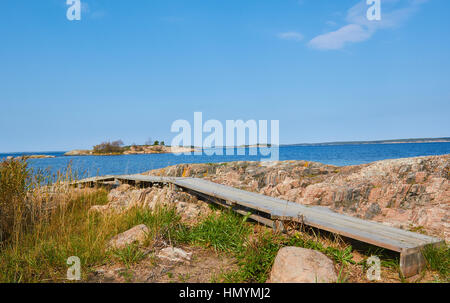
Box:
[74,174,443,254]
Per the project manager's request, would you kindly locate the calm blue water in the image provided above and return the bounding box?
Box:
[1,143,449,178]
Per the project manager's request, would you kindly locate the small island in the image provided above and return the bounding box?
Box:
[7,155,56,160]
[64,140,196,156]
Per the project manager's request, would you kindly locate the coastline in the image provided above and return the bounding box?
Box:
[3,138,448,158]
[286,138,450,147]
[6,155,56,160]
[63,146,198,156]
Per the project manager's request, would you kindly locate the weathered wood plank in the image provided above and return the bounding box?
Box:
[174,178,441,249]
[74,173,444,277]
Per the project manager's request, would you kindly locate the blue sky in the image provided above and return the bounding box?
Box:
[1,0,449,152]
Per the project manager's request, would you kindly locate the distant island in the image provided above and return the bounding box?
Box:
[283,137,450,147]
[6,155,56,160]
[64,140,196,156]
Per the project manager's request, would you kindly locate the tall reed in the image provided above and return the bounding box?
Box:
[0,158,32,244]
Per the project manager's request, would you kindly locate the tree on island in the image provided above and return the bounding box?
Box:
[93,140,125,154]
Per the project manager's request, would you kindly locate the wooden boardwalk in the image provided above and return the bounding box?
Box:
[74,174,444,277]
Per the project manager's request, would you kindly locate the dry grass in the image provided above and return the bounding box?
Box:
[0,159,126,282]
[0,159,185,282]
[0,187,184,282]
[0,158,81,244]
[0,158,32,243]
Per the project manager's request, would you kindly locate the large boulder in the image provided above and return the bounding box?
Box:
[108,224,149,250]
[269,247,337,283]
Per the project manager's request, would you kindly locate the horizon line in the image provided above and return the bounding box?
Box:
[1,136,449,154]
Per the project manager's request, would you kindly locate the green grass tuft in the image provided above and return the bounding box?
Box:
[232,231,283,283]
[423,244,450,281]
[176,210,252,253]
[112,244,146,268]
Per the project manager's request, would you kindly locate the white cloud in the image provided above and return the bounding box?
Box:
[309,24,373,50]
[308,0,429,50]
[278,31,304,41]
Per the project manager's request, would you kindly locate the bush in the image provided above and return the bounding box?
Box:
[93,140,124,154]
[0,158,32,243]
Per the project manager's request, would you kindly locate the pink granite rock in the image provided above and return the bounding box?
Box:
[145,155,449,241]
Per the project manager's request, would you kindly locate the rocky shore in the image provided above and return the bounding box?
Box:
[76,154,449,283]
[131,154,449,242]
[90,154,449,242]
[6,155,56,160]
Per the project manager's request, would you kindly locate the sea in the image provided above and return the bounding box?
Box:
[1,143,449,178]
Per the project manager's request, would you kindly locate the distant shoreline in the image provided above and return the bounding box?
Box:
[282,137,450,147]
[238,138,450,148]
[1,137,449,155]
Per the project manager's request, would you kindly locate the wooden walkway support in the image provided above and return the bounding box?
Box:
[74,174,444,278]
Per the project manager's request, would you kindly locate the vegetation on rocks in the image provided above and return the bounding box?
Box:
[93,140,125,154]
[66,139,187,156]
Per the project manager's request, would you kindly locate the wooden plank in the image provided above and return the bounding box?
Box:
[173,178,441,250]
[116,175,177,184]
[74,173,444,277]
[70,175,117,187]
